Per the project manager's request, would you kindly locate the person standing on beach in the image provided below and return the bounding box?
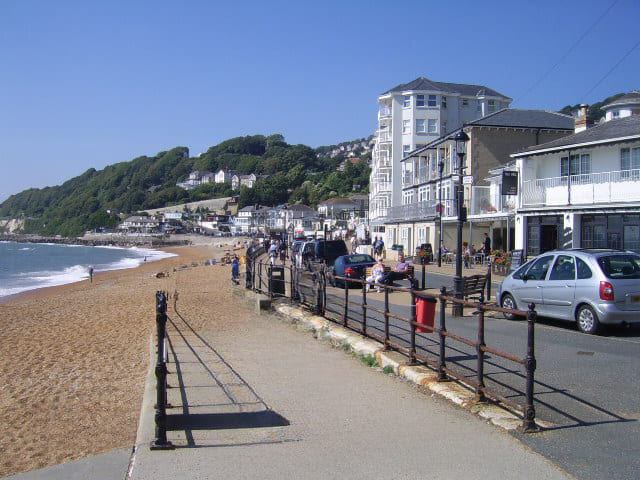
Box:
[88,266,94,283]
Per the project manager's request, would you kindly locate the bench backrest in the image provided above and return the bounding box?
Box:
[463,274,488,292]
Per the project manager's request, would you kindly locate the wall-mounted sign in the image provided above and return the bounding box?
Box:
[502,170,518,196]
[463,175,474,185]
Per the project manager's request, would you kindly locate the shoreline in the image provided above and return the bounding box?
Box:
[0,240,248,477]
[0,233,192,248]
[0,242,177,304]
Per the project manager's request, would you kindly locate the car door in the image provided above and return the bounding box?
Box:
[514,255,554,315]
[542,254,576,320]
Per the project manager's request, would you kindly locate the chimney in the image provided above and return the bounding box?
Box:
[574,104,593,133]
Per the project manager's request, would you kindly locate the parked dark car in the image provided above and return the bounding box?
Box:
[301,239,348,267]
[498,248,640,334]
[328,254,377,288]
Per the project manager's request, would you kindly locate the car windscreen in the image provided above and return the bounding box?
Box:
[597,254,640,279]
[345,255,375,264]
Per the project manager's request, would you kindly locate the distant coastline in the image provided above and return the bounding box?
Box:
[0,233,191,248]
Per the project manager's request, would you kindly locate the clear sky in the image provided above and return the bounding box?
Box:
[1,0,638,202]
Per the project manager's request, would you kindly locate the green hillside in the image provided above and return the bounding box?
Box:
[0,134,370,236]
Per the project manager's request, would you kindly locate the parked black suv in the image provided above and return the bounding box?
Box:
[301,239,348,267]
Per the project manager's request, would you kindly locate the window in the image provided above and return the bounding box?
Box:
[403,95,411,108]
[402,119,411,134]
[621,147,640,170]
[477,101,482,113]
[488,100,496,113]
[418,186,428,202]
[525,255,554,280]
[427,119,437,133]
[576,257,593,279]
[416,95,426,107]
[416,119,426,133]
[428,95,437,107]
[402,190,414,205]
[561,154,591,177]
[462,98,469,107]
[612,111,620,119]
[415,143,426,149]
[403,144,411,155]
[441,96,447,109]
[441,121,447,134]
[549,255,575,281]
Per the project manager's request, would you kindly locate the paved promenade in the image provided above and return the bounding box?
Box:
[8,262,569,480]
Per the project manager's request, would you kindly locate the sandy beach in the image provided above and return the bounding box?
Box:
[0,238,248,477]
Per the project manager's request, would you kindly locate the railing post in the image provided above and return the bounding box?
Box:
[519,303,540,433]
[486,261,492,302]
[475,292,487,403]
[343,279,349,328]
[289,264,294,304]
[437,286,449,382]
[409,289,417,365]
[151,291,174,450]
[361,279,367,336]
[383,288,390,350]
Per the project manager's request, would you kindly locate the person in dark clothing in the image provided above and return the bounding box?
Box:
[483,233,491,255]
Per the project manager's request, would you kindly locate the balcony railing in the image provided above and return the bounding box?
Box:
[522,169,640,207]
[384,200,457,222]
[377,131,392,143]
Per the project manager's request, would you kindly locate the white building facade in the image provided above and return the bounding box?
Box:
[369,77,512,245]
[512,115,640,256]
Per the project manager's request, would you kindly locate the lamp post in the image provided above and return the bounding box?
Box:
[452,130,469,317]
[437,159,445,267]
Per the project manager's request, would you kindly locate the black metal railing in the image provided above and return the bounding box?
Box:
[151,291,175,449]
[243,251,539,433]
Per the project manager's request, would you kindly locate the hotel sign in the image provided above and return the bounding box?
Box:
[501,171,518,196]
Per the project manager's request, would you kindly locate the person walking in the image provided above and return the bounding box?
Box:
[231,256,240,285]
[88,266,94,283]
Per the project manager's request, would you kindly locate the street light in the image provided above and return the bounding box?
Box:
[452,130,470,316]
[437,159,445,267]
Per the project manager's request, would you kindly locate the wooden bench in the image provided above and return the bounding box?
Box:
[461,274,488,301]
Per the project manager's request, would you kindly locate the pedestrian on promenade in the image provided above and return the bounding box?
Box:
[231,256,240,285]
[88,265,94,283]
[483,233,491,256]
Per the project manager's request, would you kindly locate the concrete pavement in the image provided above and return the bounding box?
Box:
[126,288,570,479]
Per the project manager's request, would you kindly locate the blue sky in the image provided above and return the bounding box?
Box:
[1,0,638,202]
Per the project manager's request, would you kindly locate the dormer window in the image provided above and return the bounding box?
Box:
[403,95,411,108]
[428,95,437,107]
[488,100,496,113]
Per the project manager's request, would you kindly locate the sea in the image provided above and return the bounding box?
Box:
[0,241,176,299]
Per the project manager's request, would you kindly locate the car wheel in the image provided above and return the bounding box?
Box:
[576,305,600,334]
[501,293,520,320]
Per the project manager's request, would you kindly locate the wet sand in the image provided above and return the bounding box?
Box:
[0,240,247,477]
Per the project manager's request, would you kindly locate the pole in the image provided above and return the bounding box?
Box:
[151,291,174,450]
[452,178,464,317]
[438,164,443,267]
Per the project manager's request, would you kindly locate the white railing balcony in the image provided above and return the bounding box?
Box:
[522,169,640,207]
[377,131,392,143]
[385,200,458,222]
[402,172,413,186]
[369,207,389,222]
[378,108,392,119]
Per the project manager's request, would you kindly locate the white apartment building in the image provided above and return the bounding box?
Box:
[369,77,512,237]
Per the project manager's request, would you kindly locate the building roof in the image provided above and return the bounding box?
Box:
[318,197,358,206]
[602,91,640,110]
[383,76,511,101]
[513,115,640,157]
[406,108,575,160]
[287,204,315,212]
[466,108,574,130]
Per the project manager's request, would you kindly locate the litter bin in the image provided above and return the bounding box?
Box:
[415,297,436,332]
[269,265,286,296]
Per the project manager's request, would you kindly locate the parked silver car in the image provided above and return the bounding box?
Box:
[497,249,640,334]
